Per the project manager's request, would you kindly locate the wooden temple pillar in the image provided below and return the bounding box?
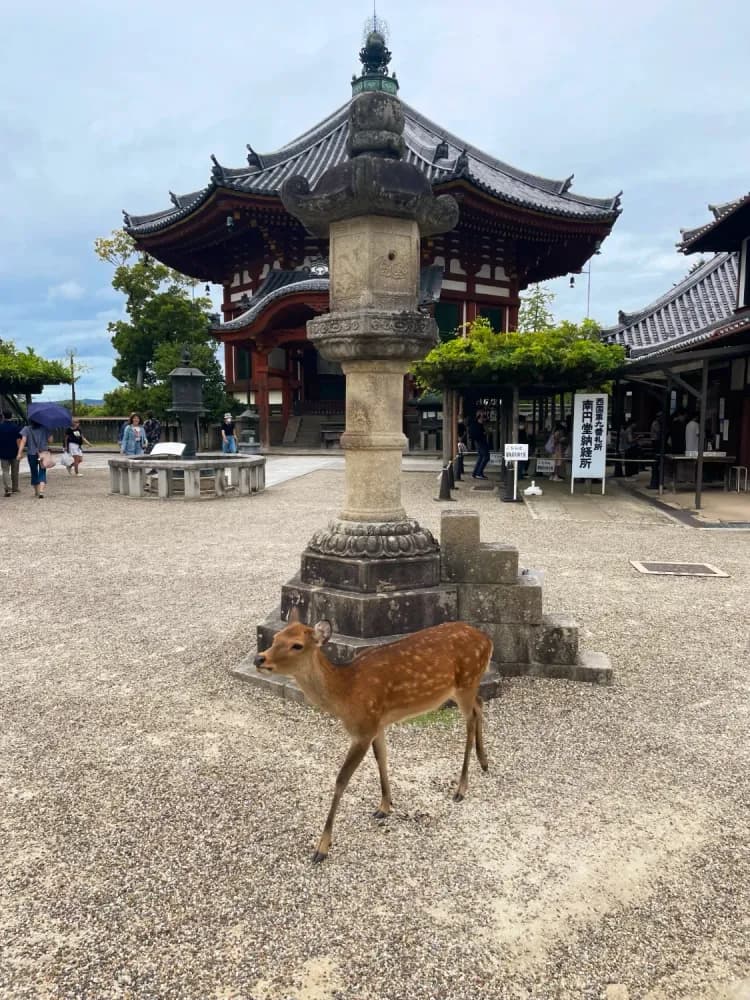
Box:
[255,350,271,450]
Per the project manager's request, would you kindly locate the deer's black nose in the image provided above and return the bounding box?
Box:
[254,655,265,668]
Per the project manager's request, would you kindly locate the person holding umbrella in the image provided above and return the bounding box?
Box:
[15,402,77,499]
[17,418,54,499]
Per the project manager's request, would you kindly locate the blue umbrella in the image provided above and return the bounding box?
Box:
[27,402,74,429]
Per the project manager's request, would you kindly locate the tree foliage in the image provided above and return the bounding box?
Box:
[413,316,626,393]
[0,339,71,392]
[95,230,233,419]
[517,283,555,333]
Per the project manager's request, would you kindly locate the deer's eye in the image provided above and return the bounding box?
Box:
[291,643,304,651]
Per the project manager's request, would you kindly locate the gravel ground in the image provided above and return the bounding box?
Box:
[1,467,748,1000]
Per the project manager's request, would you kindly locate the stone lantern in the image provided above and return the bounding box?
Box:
[256,32,460,659]
[168,347,205,458]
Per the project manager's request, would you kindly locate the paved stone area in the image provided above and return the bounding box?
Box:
[1,461,748,999]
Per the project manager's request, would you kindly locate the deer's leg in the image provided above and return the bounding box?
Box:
[313,737,370,863]
[474,696,488,772]
[371,730,393,819]
[453,689,478,802]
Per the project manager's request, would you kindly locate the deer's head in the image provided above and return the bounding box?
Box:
[254,610,332,677]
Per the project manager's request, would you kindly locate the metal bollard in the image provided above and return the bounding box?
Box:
[448,461,456,489]
[434,465,456,502]
[453,454,462,482]
[458,451,465,478]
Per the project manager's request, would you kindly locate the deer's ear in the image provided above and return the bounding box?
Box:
[313,620,332,645]
[287,605,301,624]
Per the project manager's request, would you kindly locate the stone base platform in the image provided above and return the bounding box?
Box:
[239,508,614,704]
[234,617,612,703]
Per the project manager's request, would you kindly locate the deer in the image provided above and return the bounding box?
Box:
[254,610,493,863]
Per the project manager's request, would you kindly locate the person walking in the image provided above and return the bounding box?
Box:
[648,411,662,489]
[144,411,162,453]
[221,413,238,454]
[469,410,490,479]
[517,417,530,479]
[549,422,567,481]
[0,410,21,497]
[16,419,54,498]
[120,413,148,456]
[685,414,700,453]
[64,418,92,477]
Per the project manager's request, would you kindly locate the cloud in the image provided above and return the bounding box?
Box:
[2,0,749,393]
[47,280,85,301]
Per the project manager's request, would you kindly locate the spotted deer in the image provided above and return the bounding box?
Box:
[254,610,493,862]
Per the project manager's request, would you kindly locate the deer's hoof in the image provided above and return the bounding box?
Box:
[480,762,489,772]
[452,791,465,803]
[372,809,391,820]
[311,850,328,864]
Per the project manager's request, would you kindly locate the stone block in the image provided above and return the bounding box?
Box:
[329,216,420,313]
[468,622,533,663]
[440,509,481,552]
[300,551,440,593]
[457,575,543,625]
[280,576,458,639]
[532,613,580,666]
[443,542,518,584]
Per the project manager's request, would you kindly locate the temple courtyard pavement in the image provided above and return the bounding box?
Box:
[1,458,748,1000]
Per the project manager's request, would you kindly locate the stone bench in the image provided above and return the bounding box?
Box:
[108,454,265,499]
[320,423,345,447]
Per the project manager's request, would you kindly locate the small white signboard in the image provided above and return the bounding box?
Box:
[504,443,529,462]
[571,392,608,494]
[489,451,503,465]
[535,457,555,475]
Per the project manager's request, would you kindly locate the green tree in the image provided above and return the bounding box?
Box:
[413,316,625,392]
[0,339,71,394]
[95,230,233,420]
[517,283,555,333]
[94,230,200,389]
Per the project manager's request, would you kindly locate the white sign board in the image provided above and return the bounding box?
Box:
[571,393,608,491]
[489,451,503,465]
[504,443,529,462]
[535,457,555,475]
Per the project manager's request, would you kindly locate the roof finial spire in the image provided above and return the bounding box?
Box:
[352,14,398,96]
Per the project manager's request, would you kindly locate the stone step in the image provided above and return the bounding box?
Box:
[495,651,613,685]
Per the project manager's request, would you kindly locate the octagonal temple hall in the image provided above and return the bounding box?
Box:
[124,30,621,450]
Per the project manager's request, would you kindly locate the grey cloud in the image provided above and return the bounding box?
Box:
[3,0,749,397]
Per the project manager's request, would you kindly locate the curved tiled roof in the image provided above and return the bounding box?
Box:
[679,192,750,250]
[219,275,329,332]
[125,100,621,236]
[217,263,445,333]
[602,253,738,357]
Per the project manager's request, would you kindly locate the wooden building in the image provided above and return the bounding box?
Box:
[125,31,620,448]
[604,191,750,502]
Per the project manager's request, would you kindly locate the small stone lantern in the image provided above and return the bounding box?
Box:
[168,347,205,457]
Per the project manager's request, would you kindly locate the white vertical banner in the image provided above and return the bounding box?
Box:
[571,392,608,494]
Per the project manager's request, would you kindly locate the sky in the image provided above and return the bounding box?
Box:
[1,0,749,400]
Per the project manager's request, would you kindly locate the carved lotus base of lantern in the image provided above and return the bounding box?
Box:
[307,309,437,363]
[300,517,441,595]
